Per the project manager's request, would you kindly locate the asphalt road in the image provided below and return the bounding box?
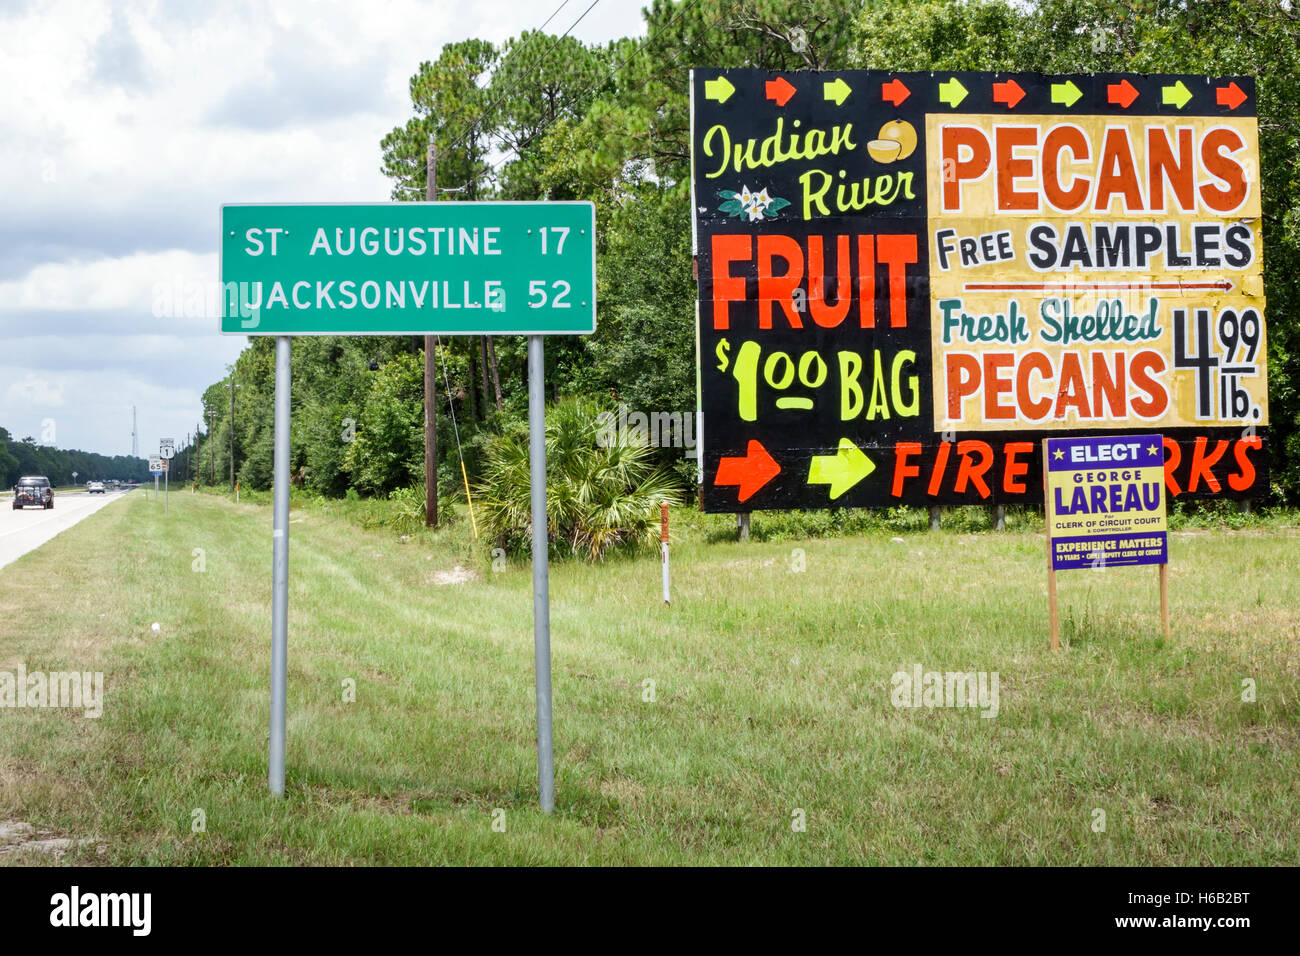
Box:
[0,489,133,572]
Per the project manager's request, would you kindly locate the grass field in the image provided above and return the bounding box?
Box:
[0,489,1297,865]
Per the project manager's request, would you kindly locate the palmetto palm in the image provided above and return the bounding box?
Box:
[475,397,684,560]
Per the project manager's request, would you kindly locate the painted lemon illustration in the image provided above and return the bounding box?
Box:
[868,119,918,164]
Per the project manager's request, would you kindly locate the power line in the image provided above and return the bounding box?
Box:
[439,0,607,166]
[388,0,579,198]
[534,0,579,35]
[488,0,723,176]
[404,0,733,193]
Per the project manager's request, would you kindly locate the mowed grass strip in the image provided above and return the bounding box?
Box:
[0,489,1297,865]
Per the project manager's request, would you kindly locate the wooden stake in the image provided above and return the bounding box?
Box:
[1159,562,1170,641]
[1043,437,1059,651]
[1048,565,1059,651]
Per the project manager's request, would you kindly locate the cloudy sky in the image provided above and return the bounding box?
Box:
[0,0,645,458]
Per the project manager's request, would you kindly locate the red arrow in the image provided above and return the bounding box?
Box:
[765,77,796,107]
[715,440,780,503]
[1107,79,1139,108]
[1216,81,1247,110]
[881,78,910,106]
[992,79,1025,108]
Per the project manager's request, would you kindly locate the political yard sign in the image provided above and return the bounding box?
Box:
[691,69,1267,512]
[1044,434,1168,571]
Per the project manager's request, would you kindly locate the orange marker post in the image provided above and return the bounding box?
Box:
[660,502,671,605]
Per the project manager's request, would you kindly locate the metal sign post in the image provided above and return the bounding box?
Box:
[269,336,291,795]
[527,335,554,812]
[159,440,175,517]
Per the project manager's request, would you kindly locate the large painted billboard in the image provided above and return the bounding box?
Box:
[691,69,1267,512]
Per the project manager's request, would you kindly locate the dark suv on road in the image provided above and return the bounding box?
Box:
[12,476,53,510]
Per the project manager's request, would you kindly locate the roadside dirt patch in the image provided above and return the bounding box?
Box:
[433,565,477,586]
[0,819,102,859]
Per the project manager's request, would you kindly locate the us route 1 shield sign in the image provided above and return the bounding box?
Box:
[219,202,596,336]
[159,439,175,460]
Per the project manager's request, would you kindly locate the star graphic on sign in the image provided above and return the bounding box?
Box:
[1147,444,1159,456]
[1052,449,1065,460]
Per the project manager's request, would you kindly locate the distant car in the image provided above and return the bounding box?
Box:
[87,481,106,494]
[12,476,53,510]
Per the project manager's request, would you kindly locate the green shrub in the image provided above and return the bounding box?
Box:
[386,484,426,536]
[474,397,684,560]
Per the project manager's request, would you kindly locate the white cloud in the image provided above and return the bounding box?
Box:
[0,249,215,315]
[0,0,646,456]
[4,372,66,409]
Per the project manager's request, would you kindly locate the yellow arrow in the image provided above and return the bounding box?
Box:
[1162,80,1192,109]
[823,77,852,106]
[704,76,735,103]
[1050,80,1082,107]
[808,438,875,500]
[938,78,968,108]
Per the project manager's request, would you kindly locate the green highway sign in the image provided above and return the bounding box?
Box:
[220,202,596,335]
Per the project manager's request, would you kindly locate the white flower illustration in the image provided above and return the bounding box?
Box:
[717,185,790,221]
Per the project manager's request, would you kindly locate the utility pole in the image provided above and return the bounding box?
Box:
[424,133,438,528]
[229,373,236,491]
[209,409,215,483]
